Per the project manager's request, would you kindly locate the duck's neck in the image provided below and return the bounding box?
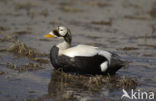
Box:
[56,40,71,50]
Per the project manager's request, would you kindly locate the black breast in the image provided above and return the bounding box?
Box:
[50,46,61,69]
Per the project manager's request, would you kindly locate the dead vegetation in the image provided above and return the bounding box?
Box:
[0,48,7,52]
[0,31,32,42]
[5,41,49,72]
[49,70,138,91]
[0,36,49,65]
[0,26,9,31]
[149,3,156,18]
[31,58,49,64]
[123,3,141,9]
[124,15,148,20]
[8,41,47,58]
[0,71,5,75]
[117,47,138,51]
[7,62,45,72]
[40,9,49,17]
[48,70,138,100]
[88,1,111,8]
[15,2,38,10]
[138,44,156,49]
[0,35,17,42]
[39,38,52,42]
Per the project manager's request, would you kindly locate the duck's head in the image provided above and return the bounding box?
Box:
[45,26,72,43]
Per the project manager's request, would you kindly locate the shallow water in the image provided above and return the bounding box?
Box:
[0,0,156,101]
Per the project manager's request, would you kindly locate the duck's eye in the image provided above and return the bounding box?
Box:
[60,29,63,31]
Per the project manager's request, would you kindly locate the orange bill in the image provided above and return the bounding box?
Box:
[44,33,56,38]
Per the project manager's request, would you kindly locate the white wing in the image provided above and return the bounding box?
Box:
[61,44,112,63]
[62,45,98,57]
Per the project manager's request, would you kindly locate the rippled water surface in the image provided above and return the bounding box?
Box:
[0,0,156,101]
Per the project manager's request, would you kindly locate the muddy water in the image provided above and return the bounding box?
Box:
[0,0,156,101]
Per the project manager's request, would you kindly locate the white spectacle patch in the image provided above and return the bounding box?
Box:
[58,26,67,36]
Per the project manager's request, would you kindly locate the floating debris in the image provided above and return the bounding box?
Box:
[96,2,111,8]
[124,15,148,20]
[0,48,7,52]
[8,41,47,58]
[23,63,45,71]
[88,1,111,8]
[138,44,156,49]
[59,7,83,13]
[39,38,52,42]
[7,63,17,70]
[123,3,141,9]
[132,35,156,39]
[0,71,5,75]
[90,43,106,47]
[0,35,17,42]
[15,2,38,10]
[0,26,9,31]
[59,1,74,6]
[7,62,45,72]
[149,3,156,18]
[13,31,32,35]
[31,58,49,64]
[117,47,138,51]
[40,9,48,17]
[28,90,36,94]
[91,19,112,26]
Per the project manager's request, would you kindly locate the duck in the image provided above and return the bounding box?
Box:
[45,26,125,75]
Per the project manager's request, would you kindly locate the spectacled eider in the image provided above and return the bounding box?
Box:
[45,26,125,75]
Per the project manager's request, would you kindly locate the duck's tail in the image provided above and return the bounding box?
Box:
[106,53,128,75]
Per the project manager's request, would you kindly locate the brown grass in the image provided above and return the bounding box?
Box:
[0,35,16,42]
[48,70,138,100]
[0,26,9,31]
[117,47,138,51]
[7,62,45,72]
[88,1,111,8]
[50,70,138,91]
[15,2,37,10]
[124,15,148,20]
[31,58,49,64]
[8,41,47,58]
